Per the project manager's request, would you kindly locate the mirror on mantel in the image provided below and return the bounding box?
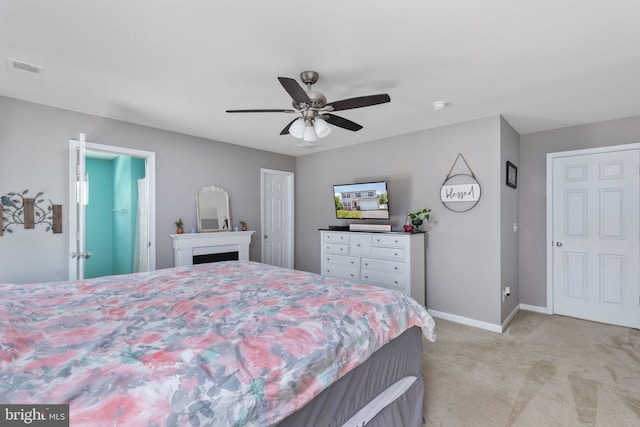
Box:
[196,186,231,232]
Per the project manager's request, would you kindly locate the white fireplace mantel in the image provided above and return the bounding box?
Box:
[170,231,254,267]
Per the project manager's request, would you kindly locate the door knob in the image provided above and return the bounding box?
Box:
[556,241,563,247]
[264,234,268,239]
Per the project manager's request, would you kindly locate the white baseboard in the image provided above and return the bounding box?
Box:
[519,303,552,314]
[428,304,552,334]
[428,309,502,333]
[501,305,520,331]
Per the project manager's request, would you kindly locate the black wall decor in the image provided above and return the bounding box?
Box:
[506,161,518,189]
[1,189,62,236]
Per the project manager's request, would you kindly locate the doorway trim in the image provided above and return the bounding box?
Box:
[546,142,640,313]
[68,139,156,279]
[260,168,294,268]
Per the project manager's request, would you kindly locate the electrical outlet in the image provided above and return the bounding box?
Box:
[502,286,511,302]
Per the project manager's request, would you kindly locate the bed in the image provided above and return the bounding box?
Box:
[1,260,435,426]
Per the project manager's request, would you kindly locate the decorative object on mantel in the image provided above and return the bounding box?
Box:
[239,221,248,232]
[406,208,431,233]
[174,218,184,234]
[440,153,481,212]
[506,161,518,189]
[1,189,62,236]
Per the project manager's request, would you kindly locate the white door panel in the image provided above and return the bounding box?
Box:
[261,169,294,269]
[551,148,639,328]
[68,134,87,280]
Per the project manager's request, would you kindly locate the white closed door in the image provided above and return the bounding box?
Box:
[551,148,639,328]
[261,169,294,269]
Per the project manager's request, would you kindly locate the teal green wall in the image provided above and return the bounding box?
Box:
[85,156,145,278]
[113,156,145,275]
[85,158,114,279]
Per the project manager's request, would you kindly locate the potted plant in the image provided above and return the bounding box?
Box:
[174,218,184,234]
[239,221,248,231]
[407,208,431,232]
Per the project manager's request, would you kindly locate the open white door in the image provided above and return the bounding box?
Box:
[261,169,294,269]
[68,137,156,280]
[68,134,88,280]
[549,145,640,328]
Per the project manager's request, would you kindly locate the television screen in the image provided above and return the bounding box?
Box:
[333,181,390,220]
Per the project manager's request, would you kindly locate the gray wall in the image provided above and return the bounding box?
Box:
[519,115,640,307]
[0,96,295,283]
[500,117,520,322]
[13,90,638,326]
[296,115,509,326]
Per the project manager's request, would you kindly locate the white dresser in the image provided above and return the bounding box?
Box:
[320,230,426,306]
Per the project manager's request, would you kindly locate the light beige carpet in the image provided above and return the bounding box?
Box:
[422,310,640,426]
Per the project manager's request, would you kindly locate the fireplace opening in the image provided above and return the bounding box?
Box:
[193,251,239,265]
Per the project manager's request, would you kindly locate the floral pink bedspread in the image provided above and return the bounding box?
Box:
[0,261,435,426]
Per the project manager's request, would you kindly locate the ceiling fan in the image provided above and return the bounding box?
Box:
[226,70,390,147]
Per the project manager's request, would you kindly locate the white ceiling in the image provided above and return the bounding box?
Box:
[1,1,639,157]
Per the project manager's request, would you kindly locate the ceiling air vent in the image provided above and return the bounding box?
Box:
[7,57,45,80]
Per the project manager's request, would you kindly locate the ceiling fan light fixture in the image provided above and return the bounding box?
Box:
[313,117,331,138]
[303,123,318,142]
[289,117,305,138]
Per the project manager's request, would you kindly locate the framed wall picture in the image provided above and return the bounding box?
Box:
[506,161,517,189]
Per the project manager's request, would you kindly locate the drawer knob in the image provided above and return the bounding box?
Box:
[394,267,398,270]
[350,274,354,277]
[364,275,368,279]
[357,243,361,247]
[394,280,398,284]
[351,261,354,264]
[394,253,398,256]
[365,262,368,266]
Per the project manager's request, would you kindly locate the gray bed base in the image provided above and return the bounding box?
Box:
[276,326,424,427]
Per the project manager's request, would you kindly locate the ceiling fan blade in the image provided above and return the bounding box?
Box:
[278,77,312,104]
[280,117,300,135]
[325,94,391,112]
[323,113,363,132]
[226,109,296,113]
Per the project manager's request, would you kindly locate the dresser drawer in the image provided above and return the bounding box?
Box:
[372,234,406,248]
[361,258,405,290]
[323,255,360,280]
[324,254,359,269]
[323,232,349,244]
[371,246,405,261]
[323,243,349,255]
[349,234,371,257]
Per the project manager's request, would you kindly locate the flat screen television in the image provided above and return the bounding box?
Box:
[333,181,390,220]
